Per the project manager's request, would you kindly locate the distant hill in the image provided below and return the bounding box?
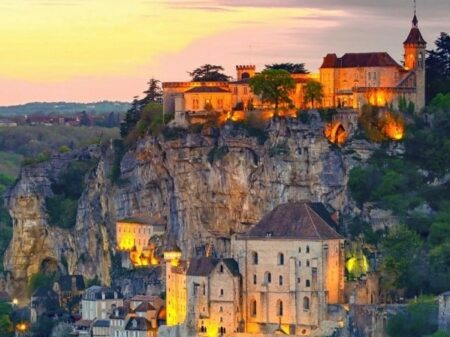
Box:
[0,101,131,116]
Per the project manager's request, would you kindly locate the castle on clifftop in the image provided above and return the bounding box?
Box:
[162,14,426,125]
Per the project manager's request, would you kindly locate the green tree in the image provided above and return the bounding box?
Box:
[426,32,450,103]
[387,296,437,337]
[249,69,295,112]
[189,64,230,82]
[265,63,308,74]
[120,97,142,138]
[381,226,427,295]
[303,80,324,108]
[140,78,163,106]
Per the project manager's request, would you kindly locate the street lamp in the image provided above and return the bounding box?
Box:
[12,298,18,306]
[16,322,28,337]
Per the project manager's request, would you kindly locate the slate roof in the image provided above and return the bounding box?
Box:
[185,86,230,93]
[57,275,85,292]
[83,286,123,300]
[187,257,240,277]
[125,317,153,331]
[321,52,400,69]
[110,306,129,319]
[187,257,218,276]
[404,26,426,45]
[242,202,343,240]
[222,259,240,277]
[93,319,110,328]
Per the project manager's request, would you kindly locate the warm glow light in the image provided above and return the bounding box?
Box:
[324,122,348,146]
[16,323,28,332]
[382,113,405,141]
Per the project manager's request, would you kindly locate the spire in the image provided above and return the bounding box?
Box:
[412,0,418,27]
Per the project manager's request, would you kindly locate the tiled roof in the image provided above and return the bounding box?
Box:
[243,202,343,240]
[185,86,230,93]
[135,301,156,312]
[321,52,400,68]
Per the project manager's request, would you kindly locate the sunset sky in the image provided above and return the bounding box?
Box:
[0,0,449,105]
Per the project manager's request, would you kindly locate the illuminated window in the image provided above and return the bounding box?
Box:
[278,253,284,265]
[303,297,310,310]
[252,252,258,265]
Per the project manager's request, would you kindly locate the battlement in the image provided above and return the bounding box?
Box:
[236,65,256,70]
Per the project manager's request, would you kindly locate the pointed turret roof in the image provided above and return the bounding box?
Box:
[404,14,426,46]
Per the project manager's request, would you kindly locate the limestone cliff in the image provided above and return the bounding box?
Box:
[3,116,375,296]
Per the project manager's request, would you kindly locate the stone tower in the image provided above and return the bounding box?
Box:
[236,65,256,80]
[403,13,427,110]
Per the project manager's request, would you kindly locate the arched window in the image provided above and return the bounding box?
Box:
[306,279,310,287]
[265,272,272,283]
[276,300,284,316]
[252,252,258,265]
[278,253,284,265]
[251,300,257,316]
[253,274,257,285]
[303,297,310,310]
[306,246,310,254]
[279,275,283,286]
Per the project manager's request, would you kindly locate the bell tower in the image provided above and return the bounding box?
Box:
[403,2,426,110]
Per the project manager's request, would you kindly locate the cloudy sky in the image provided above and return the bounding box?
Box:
[0,0,448,105]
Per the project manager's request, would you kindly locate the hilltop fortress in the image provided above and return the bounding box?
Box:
[163,14,426,125]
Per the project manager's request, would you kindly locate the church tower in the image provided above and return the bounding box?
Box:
[403,10,427,110]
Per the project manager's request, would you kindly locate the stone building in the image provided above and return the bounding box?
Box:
[116,215,165,268]
[163,201,345,337]
[319,14,426,111]
[162,14,427,123]
[438,291,450,332]
[81,286,124,320]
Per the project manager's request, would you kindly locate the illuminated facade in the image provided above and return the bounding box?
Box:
[320,14,426,112]
[163,202,345,337]
[162,66,315,125]
[116,216,165,267]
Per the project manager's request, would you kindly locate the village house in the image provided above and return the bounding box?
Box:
[163,201,345,337]
[162,14,426,126]
[81,286,124,321]
[53,274,86,313]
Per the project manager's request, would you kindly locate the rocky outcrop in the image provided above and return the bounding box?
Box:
[3,116,376,297]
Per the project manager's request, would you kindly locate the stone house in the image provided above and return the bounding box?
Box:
[439,291,450,332]
[81,286,124,320]
[30,286,60,323]
[53,274,85,312]
[92,319,111,337]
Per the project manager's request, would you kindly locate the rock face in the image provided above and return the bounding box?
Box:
[3,117,374,297]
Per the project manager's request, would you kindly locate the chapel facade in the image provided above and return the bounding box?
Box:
[163,202,346,337]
